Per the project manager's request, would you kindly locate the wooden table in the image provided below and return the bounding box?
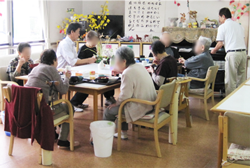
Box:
[16,64,121,121]
[210,78,250,168]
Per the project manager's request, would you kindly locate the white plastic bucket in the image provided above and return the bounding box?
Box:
[90,121,115,158]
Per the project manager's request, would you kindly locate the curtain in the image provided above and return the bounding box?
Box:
[39,0,50,49]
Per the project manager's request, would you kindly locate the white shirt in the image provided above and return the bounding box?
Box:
[56,36,78,68]
[216,19,246,52]
[117,63,157,123]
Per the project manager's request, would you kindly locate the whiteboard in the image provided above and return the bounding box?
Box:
[125,0,166,33]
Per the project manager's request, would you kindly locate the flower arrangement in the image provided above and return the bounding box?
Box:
[57,1,110,36]
[229,1,250,21]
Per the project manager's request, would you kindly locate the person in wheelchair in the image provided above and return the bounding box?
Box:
[25,49,73,148]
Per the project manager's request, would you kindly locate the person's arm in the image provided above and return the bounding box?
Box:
[51,67,70,95]
[211,41,223,54]
[211,26,224,54]
[152,73,165,87]
[7,59,25,81]
[75,56,96,66]
[184,55,203,69]
[116,73,134,105]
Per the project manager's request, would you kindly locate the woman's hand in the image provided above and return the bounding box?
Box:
[147,66,154,73]
[178,58,185,64]
[108,103,117,109]
[65,71,72,79]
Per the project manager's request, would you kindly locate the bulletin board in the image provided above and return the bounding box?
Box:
[125,0,166,33]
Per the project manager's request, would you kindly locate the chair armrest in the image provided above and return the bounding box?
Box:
[117,90,164,120]
[0,81,18,85]
[188,77,207,82]
[53,99,74,119]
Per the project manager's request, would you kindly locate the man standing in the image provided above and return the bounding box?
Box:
[57,23,96,112]
[211,7,246,96]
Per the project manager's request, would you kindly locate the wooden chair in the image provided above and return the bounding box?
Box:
[188,66,219,120]
[0,81,18,124]
[3,84,74,165]
[117,80,178,157]
[221,112,250,168]
[0,80,18,112]
[168,77,192,127]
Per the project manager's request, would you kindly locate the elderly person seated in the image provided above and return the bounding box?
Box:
[147,41,178,90]
[103,47,157,140]
[178,36,214,89]
[6,43,34,85]
[25,49,73,148]
[149,31,179,59]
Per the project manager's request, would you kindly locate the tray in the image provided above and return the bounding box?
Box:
[82,77,121,85]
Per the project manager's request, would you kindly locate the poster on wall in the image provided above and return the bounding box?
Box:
[125,0,166,33]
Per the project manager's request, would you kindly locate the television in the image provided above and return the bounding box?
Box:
[80,15,124,39]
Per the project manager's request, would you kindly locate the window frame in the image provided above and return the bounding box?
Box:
[0,0,44,54]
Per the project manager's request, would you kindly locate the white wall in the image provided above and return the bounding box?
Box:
[82,1,125,16]
[175,0,229,26]
[48,0,83,43]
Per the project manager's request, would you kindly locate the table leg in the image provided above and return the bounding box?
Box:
[67,90,71,101]
[93,92,98,121]
[217,113,223,168]
[169,85,179,144]
[101,94,104,107]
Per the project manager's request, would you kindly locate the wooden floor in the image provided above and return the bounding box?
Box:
[0,90,223,168]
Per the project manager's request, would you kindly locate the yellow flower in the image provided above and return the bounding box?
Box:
[98,16,101,19]
[106,9,109,12]
[107,13,109,15]
[107,19,110,23]
[104,16,107,20]
[106,1,108,3]
[57,25,61,29]
[69,20,71,22]
[77,19,79,22]
[65,18,69,20]
[104,23,107,26]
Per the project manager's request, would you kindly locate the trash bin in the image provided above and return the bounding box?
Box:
[90,121,115,158]
[0,111,11,137]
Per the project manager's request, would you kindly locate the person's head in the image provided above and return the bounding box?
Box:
[40,49,58,68]
[151,40,167,61]
[17,43,31,61]
[160,31,172,47]
[194,36,212,55]
[86,30,99,46]
[114,46,135,72]
[66,23,82,41]
[219,8,232,24]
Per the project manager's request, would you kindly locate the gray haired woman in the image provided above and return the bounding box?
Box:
[103,47,157,139]
[179,36,214,89]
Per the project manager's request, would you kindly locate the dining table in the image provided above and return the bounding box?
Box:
[210,78,250,168]
[16,63,121,121]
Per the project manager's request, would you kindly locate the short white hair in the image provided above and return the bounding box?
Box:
[198,36,212,51]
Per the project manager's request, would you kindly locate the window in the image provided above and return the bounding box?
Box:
[0,0,8,45]
[13,0,43,43]
[0,0,44,54]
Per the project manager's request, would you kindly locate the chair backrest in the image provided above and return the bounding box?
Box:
[205,65,219,86]
[158,80,177,108]
[0,81,18,111]
[3,84,43,110]
[224,112,250,147]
